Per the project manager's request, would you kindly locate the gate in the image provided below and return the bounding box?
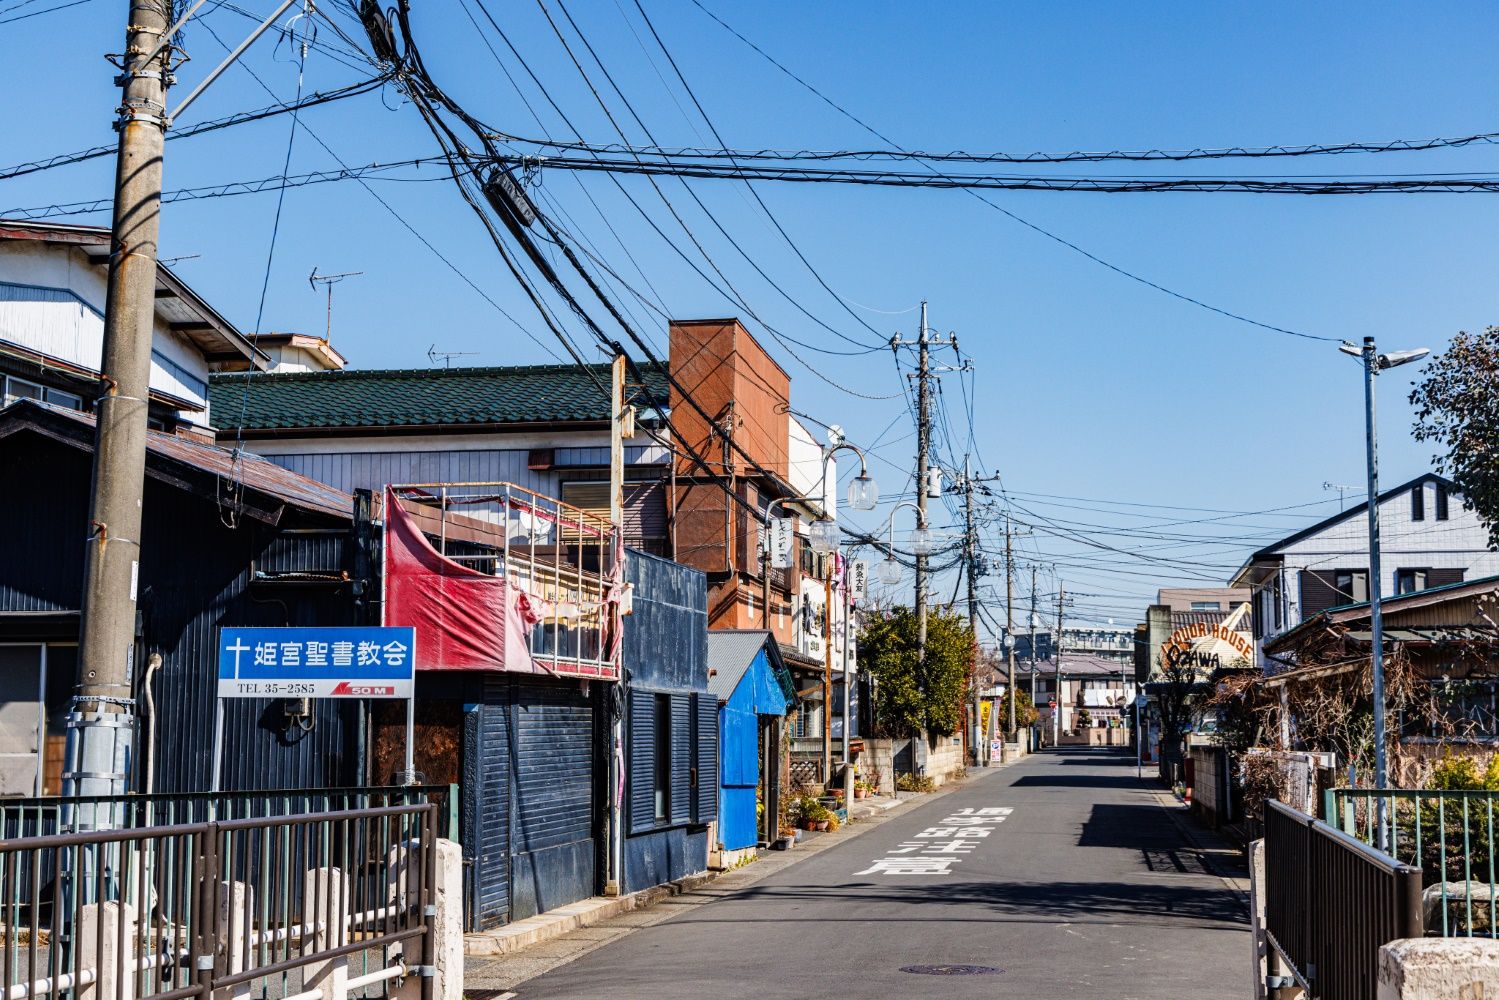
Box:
[1,803,437,1000]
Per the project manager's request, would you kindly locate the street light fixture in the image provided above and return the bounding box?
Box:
[808,518,840,555]
[847,473,878,512]
[876,556,903,586]
[906,526,934,556]
[1342,336,1428,844]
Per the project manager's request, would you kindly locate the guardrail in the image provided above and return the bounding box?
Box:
[1265,799,1423,1000]
[1327,787,1499,938]
[0,803,436,1000]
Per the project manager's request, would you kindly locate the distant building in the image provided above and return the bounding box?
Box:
[1015,625,1133,663]
[1156,586,1251,614]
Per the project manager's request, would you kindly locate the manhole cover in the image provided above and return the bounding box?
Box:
[900,965,1003,976]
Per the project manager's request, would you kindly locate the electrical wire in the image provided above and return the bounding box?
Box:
[683,0,1339,344]
[496,153,1499,194]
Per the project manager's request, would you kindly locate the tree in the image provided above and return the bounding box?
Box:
[1154,657,1202,779]
[996,687,1039,730]
[1411,327,1499,547]
[860,606,974,737]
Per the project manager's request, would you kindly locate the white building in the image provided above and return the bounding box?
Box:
[0,220,263,435]
[1230,473,1499,669]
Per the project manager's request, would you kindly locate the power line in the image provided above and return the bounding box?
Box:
[0,73,394,182]
[684,0,1338,343]
[498,130,1499,165]
[494,153,1499,195]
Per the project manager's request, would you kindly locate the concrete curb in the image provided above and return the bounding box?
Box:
[464,756,1024,961]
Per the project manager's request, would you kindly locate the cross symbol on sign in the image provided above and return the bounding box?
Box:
[225,638,251,679]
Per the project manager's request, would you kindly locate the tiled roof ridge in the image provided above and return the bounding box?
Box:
[208,359,665,384]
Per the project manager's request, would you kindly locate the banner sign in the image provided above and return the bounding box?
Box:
[849,559,868,601]
[218,626,416,699]
[768,517,794,569]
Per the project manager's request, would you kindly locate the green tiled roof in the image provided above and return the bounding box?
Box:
[208,361,668,431]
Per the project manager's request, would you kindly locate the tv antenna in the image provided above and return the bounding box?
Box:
[308,267,363,343]
[427,344,479,368]
[1323,481,1360,510]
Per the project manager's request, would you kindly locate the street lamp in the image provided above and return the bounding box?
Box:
[906,527,934,555]
[808,518,840,555]
[848,473,878,512]
[875,556,903,586]
[1340,337,1428,840]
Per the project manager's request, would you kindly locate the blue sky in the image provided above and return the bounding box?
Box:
[5,1,1496,631]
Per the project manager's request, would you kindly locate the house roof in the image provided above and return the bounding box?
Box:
[207,361,670,433]
[0,220,265,369]
[0,399,352,523]
[1028,652,1131,677]
[1230,473,1459,586]
[1263,573,1499,654]
[708,630,771,700]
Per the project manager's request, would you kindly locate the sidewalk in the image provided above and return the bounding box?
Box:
[465,755,1021,991]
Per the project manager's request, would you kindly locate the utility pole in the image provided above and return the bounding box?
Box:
[1028,565,1039,707]
[1053,585,1066,746]
[68,0,173,809]
[963,455,982,766]
[605,354,626,894]
[1005,515,1017,739]
[912,302,931,773]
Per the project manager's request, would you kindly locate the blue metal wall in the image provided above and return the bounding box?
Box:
[717,649,790,851]
[0,429,362,795]
[619,550,712,894]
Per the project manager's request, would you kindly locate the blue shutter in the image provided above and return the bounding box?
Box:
[628,689,656,832]
[692,693,719,824]
[670,693,692,826]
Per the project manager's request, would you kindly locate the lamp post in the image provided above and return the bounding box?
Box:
[1340,337,1428,844]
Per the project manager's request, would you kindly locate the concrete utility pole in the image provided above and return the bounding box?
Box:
[963,455,983,766]
[605,354,626,894]
[1005,515,1017,739]
[914,302,931,712]
[69,0,173,807]
[1053,586,1066,746]
[1028,565,1039,710]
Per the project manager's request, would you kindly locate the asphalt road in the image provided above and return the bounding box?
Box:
[512,747,1250,999]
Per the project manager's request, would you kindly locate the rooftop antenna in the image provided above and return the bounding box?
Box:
[308,267,362,343]
[427,344,479,368]
[1323,481,1360,510]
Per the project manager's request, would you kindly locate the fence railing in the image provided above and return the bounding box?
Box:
[0,802,436,1000]
[0,786,458,843]
[1326,787,1499,938]
[1265,799,1423,1000]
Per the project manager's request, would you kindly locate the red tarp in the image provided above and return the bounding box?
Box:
[383,493,538,672]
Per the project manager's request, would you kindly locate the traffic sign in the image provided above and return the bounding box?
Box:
[218,626,415,699]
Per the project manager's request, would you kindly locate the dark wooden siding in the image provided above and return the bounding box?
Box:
[1427,568,1466,588]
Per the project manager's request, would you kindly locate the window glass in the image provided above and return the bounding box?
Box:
[1334,570,1369,603]
[1396,569,1428,595]
[653,693,670,821]
[1412,486,1426,521]
[3,376,42,405]
[1436,485,1450,521]
[1190,601,1221,611]
[43,387,82,410]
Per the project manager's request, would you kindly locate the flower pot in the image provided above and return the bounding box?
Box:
[815,820,830,832]
[802,820,818,831]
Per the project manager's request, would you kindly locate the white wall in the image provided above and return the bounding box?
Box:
[0,242,213,428]
[787,417,834,516]
[1254,480,1499,650]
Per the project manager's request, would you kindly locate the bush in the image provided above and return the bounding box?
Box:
[896,773,936,793]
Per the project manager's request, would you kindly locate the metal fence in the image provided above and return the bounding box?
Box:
[1,802,435,1000]
[1265,799,1423,1000]
[0,787,457,844]
[1327,787,1499,938]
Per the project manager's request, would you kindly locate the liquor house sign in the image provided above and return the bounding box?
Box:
[1160,603,1254,672]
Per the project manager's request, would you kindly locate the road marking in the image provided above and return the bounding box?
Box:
[855,807,1013,876]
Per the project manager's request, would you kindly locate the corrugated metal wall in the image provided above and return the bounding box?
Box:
[0,432,361,795]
